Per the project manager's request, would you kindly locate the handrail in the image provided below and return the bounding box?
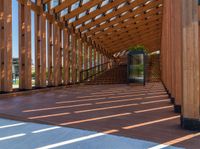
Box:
[80,62,111,83]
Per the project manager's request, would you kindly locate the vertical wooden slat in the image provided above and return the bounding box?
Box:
[47,21,53,86]
[53,23,60,86]
[71,33,76,83]
[78,38,82,82]
[63,29,69,85]
[89,46,92,68]
[41,15,46,87]
[19,2,32,90]
[35,14,41,87]
[0,0,12,92]
[0,0,4,91]
[58,28,63,85]
[84,42,88,70]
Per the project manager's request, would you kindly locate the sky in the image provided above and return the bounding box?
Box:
[12,0,35,63]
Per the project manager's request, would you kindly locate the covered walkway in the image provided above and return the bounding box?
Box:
[0,0,200,148]
[0,83,200,148]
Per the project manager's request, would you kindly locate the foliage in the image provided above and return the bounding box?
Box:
[128,45,148,53]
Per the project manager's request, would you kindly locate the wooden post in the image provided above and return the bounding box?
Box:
[71,33,76,83]
[35,14,46,88]
[63,29,69,85]
[89,46,93,68]
[19,2,32,90]
[0,0,12,92]
[53,23,60,86]
[84,43,88,70]
[172,0,182,113]
[47,21,53,86]
[78,38,83,82]
[58,29,62,85]
[181,0,200,131]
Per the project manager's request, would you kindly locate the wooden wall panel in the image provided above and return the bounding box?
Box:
[19,3,32,90]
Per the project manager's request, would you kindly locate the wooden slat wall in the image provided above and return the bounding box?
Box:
[161,0,200,122]
[0,0,12,92]
[19,3,32,90]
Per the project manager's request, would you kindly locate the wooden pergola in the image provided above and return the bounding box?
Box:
[0,0,200,130]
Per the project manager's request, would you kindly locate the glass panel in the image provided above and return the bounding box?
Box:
[128,54,144,84]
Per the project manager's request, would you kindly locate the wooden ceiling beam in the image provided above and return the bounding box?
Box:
[89,6,162,38]
[105,30,161,49]
[79,0,150,32]
[53,0,79,13]
[95,15,162,42]
[63,0,103,21]
[85,1,162,36]
[102,24,161,46]
[72,0,127,27]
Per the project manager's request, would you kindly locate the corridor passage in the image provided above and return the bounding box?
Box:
[0,83,199,149]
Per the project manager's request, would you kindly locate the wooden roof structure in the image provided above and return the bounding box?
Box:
[21,0,163,56]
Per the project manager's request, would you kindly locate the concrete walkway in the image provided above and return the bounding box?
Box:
[0,118,182,149]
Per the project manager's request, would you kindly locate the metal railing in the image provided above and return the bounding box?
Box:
[80,62,112,83]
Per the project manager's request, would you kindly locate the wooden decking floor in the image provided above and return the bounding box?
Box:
[0,82,199,149]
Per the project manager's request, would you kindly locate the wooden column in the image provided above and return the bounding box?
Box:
[71,33,76,83]
[84,43,88,70]
[58,29,62,85]
[181,0,200,131]
[53,23,60,86]
[63,29,69,85]
[89,46,93,68]
[19,2,32,90]
[93,49,97,74]
[78,38,83,82]
[35,14,46,88]
[0,0,12,92]
[172,0,182,112]
[47,21,53,86]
